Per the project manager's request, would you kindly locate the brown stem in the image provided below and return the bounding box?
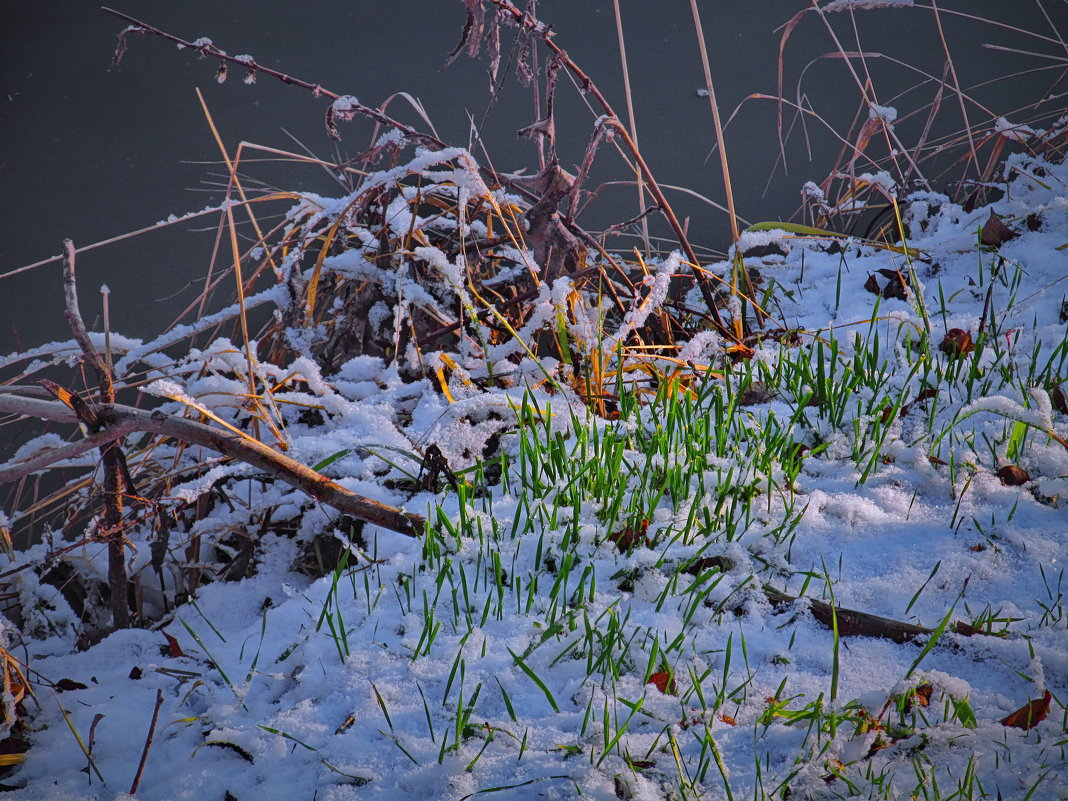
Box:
[0,393,425,539]
[102,8,441,151]
[129,688,164,795]
[62,240,129,629]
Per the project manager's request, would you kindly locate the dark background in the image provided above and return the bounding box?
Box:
[1,1,1063,357]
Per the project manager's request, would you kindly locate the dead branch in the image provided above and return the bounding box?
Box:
[764,586,995,643]
[0,392,425,539]
[62,240,129,628]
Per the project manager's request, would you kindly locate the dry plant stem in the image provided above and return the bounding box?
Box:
[0,393,425,539]
[688,0,739,245]
[611,0,650,256]
[129,688,164,796]
[62,239,130,630]
[102,6,739,344]
[930,0,978,177]
[484,0,733,339]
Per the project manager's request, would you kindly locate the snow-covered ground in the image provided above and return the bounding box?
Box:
[3,149,1066,800]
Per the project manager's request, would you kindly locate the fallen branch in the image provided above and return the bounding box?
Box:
[763,586,993,643]
[0,392,425,539]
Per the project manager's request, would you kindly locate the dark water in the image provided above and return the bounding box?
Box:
[1,0,1061,357]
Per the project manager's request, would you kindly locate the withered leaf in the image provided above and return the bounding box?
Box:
[609,519,649,552]
[903,683,933,712]
[647,671,677,695]
[161,631,183,658]
[684,555,733,576]
[1000,690,1051,730]
[55,678,89,692]
[980,210,1017,248]
[997,465,1030,486]
[939,329,974,358]
[1052,385,1067,415]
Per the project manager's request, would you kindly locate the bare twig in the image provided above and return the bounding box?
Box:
[103,8,441,151]
[0,393,425,539]
[62,239,129,629]
[129,688,164,796]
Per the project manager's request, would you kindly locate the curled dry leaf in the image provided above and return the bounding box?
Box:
[54,678,88,692]
[609,519,649,552]
[939,329,974,358]
[997,465,1030,486]
[980,210,1018,248]
[903,683,933,713]
[684,555,734,576]
[647,671,677,695]
[1000,690,1052,730]
[162,631,184,658]
[1052,385,1068,415]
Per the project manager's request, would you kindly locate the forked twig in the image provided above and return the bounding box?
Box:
[61,239,130,629]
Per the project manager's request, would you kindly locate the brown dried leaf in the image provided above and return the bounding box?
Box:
[738,383,776,406]
[1000,690,1052,730]
[864,274,882,296]
[997,465,1030,486]
[1052,385,1068,415]
[904,684,933,712]
[980,210,1017,248]
[609,519,649,552]
[648,671,677,695]
[876,268,908,300]
[162,630,183,658]
[54,678,88,692]
[684,555,733,576]
[939,329,974,358]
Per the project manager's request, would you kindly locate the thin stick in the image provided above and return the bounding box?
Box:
[62,240,129,629]
[129,688,165,796]
[688,0,739,246]
[611,0,650,257]
[930,0,978,178]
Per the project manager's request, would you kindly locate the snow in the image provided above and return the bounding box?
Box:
[3,153,1068,801]
[823,0,914,11]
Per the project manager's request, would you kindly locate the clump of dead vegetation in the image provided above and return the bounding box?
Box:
[0,4,1063,774]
